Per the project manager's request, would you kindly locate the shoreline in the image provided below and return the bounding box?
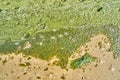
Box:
[0,34,120,80]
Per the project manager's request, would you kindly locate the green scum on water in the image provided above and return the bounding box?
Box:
[0,0,120,68]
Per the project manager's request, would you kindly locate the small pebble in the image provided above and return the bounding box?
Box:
[82,76,88,80]
[111,67,115,72]
[101,48,105,51]
[108,65,115,72]
[100,60,103,64]
[49,74,53,78]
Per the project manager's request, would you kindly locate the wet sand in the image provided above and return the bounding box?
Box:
[0,34,120,80]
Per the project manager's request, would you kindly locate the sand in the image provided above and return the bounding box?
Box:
[0,34,120,80]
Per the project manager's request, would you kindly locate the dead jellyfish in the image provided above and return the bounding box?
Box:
[15,42,19,46]
[64,32,69,35]
[58,34,63,38]
[39,42,43,45]
[61,47,64,50]
[21,37,25,40]
[52,29,57,32]
[50,36,56,40]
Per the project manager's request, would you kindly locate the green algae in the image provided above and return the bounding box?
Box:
[0,0,120,68]
[0,0,120,43]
